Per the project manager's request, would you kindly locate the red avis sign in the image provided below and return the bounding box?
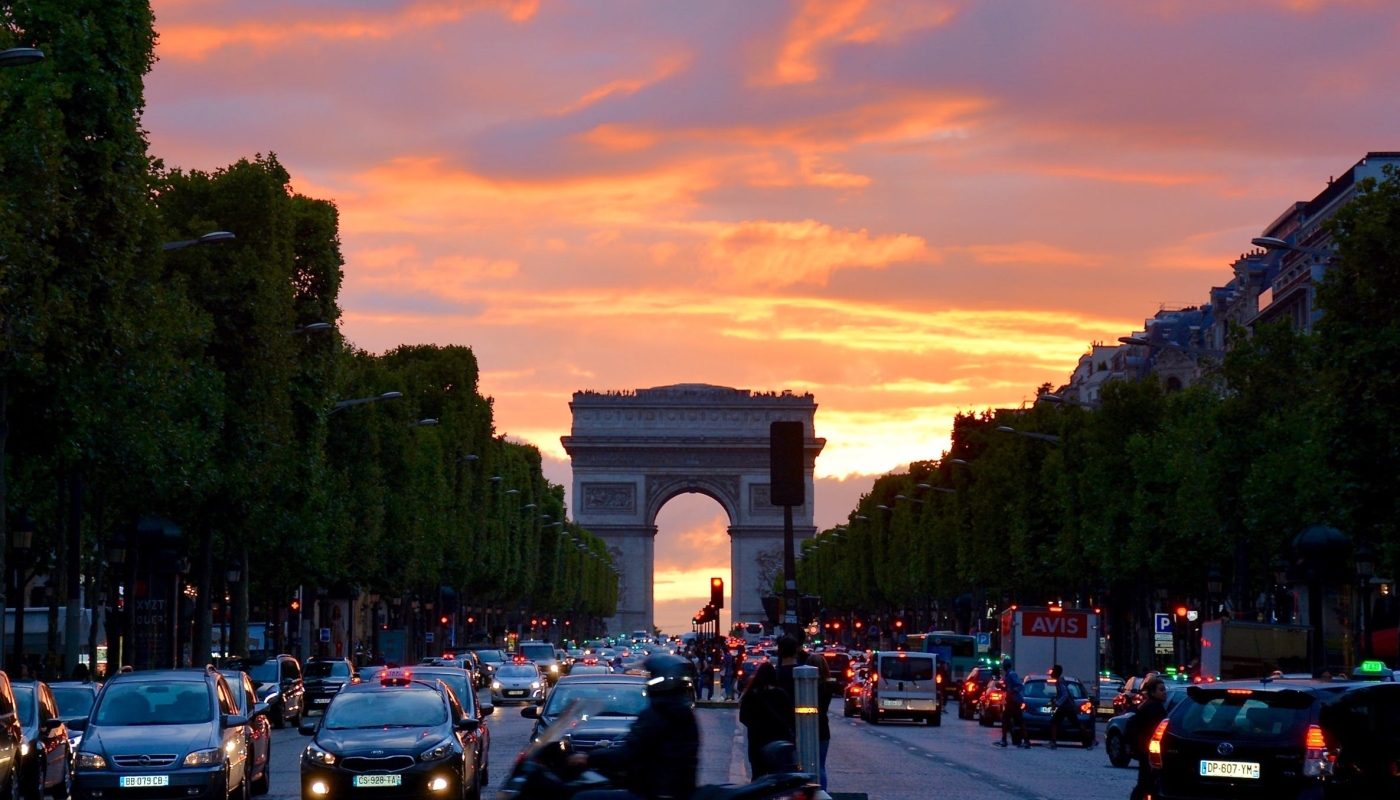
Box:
[1020,611,1090,638]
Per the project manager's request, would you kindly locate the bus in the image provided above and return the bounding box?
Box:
[905,632,979,685]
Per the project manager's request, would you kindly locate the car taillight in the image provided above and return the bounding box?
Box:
[1148,719,1168,770]
[988,691,1003,702]
[1079,701,1093,714]
[1303,724,1334,777]
[936,674,943,684]
[851,687,861,695]
[965,682,975,692]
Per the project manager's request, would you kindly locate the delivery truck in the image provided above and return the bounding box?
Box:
[999,606,1100,703]
[1199,619,1310,680]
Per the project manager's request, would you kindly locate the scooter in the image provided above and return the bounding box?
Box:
[494,702,824,800]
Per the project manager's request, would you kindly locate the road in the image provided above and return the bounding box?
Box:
[263,695,1137,799]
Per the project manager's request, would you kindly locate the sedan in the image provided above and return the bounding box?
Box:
[1017,677,1096,747]
[48,682,99,750]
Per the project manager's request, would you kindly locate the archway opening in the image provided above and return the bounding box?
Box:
[653,493,733,637]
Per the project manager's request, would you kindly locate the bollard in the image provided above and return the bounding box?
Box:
[793,664,820,777]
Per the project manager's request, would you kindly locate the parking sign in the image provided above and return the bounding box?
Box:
[1155,613,1173,634]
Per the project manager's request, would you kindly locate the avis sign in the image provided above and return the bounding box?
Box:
[1020,610,1090,638]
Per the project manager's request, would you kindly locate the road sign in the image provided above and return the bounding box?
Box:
[425,632,435,643]
[976,632,992,653]
[318,627,330,643]
[1154,613,1173,634]
[1155,641,1174,655]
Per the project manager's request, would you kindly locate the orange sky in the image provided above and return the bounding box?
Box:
[145,0,1400,633]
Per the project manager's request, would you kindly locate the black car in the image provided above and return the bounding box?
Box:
[1151,679,1351,800]
[217,671,272,796]
[515,642,565,685]
[0,674,25,800]
[958,666,998,720]
[521,674,648,751]
[299,668,485,800]
[69,668,257,800]
[299,658,357,729]
[1015,676,1095,746]
[469,650,507,688]
[243,655,304,729]
[11,680,71,800]
[406,668,494,788]
[1322,681,1400,798]
[1104,685,1189,767]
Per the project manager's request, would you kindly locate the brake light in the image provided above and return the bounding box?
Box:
[1148,719,1168,769]
[1305,725,1326,749]
[1226,689,1252,695]
[1303,724,1334,777]
[1079,701,1093,714]
[851,687,862,696]
[965,682,976,692]
[988,691,1003,702]
[936,674,943,685]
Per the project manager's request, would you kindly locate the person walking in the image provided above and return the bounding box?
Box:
[994,656,1030,748]
[702,646,716,700]
[805,652,833,791]
[721,647,736,701]
[1047,664,1095,749]
[739,662,795,779]
[1126,677,1168,800]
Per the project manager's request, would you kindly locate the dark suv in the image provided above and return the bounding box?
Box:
[1150,679,1349,800]
[299,658,358,730]
[242,655,304,729]
[69,669,258,800]
[515,642,565,685]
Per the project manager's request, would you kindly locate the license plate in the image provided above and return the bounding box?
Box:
[119,776,170,788]
[1200,760,1260,779]
[352,775,402,788]
[506,690,524,696]
[881,699,903,708]
[313,698,332,704]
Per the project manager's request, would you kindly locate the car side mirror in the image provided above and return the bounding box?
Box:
[299,717,320,736]
[455,717,480,733]
[520,706,539,719]
[251,703,271,719]
[478,704,494,718]
[41,718,65,733]
[222,714,249,728]
[62,717,88,732]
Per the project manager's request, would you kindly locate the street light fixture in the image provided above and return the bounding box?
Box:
[331,391,403,413]
[995,425,1062,444]
[1037,393,1101,410]
[226,559,243,584]
[293,322,334,335]
[161,230,236,251]
[1251,237,1333,258]
[1206,569,1223,596]
[914,483,955,494]
[0,47,44,67]
[894,494,925,504]
[505,489,520,496]
[408,418,439,428]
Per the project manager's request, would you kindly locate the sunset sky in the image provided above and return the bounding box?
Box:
[145,0,1400,632]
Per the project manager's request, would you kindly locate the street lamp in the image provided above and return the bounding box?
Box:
[161,230,236,251]
[0,47,44,67]
[914,483,956,494]
[1251,237,1333,258]
[995,425,1062,444]
[408,418,439,428]
[331,391,403,413]
[293,322,334,335]
[1037,393,1101,410]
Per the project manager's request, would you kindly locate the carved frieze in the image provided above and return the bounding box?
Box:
[644,474,741,519]
[581,483,637,513]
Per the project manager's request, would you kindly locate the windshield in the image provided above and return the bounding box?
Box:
[12,685,36,723]
[880,656,934,682]
[51,686,95,718]
[306,662,351,679]
[544,683,647,717]
[1178,692,1311,741]
[248,662,279,684]
[1024,680,1087,700]
[519,644,554,660]
[323,691,447,729]
[414,672,475,712]
[497,665,538,679]
[96,683,213,725]
[476,650,505,664]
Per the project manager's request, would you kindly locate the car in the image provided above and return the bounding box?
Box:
[299,668,485,800]
[1103,685,1189,768]
[957,666,998,720]
[821,651,853,689]
[521,674,650,749]
[1098,674,1125,717]
[217,670,272,796]
[843,668,869,718]
[300,658,358,725]
[0,673,25,800]
[11,679,72,800]
[1321,681,1400,798]
[860,651,941,726]
[1014,675,1096,746]
[242,654,304,729]
[69,668,256,800]
[48,682,100,749]
[1114,676,1146,718]
[978,679,1008,727]
[405,667,494,789]
[515,642,566,684]
[1150,679,1353,800]
[567,664,613,676]
[469,649,507,688]
[489,662,544,705]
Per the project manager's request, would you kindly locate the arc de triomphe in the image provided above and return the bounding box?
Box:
[561,385,824,635]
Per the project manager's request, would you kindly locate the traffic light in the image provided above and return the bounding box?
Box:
[440,615,449,625]
[1175,606,1189,618]
[711,577,724,609]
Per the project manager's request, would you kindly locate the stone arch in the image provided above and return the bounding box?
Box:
[562,384,824,634]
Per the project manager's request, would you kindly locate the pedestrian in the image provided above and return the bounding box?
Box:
[1126,677,1167,800]
[1047,664,1095,749]
[805,651,833,791]
[71,662,90,682]
[739,662,795,779]
[775,635,800,699]
[721,647,736,700]
[995,656,1029,749]
[702,647,716,700]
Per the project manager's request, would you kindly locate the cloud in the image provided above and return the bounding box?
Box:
[770,0,959,84]
[703,219,928,287]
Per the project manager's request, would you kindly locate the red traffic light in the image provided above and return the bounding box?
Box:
[1176,606,1189,618]
[710,577,725,610]
[439,615,449,625]
[290,600,300,611]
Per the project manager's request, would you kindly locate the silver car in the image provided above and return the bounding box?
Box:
[491,663,545,704]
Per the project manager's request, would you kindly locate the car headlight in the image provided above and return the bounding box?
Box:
[419,738,456,763]
[491,681,502,690]
[74,752,107,770]
[304,743,337,766]
[549,664,559,673]
[20,741,30,757]
[183,748,223,767]
[530,682,542,690]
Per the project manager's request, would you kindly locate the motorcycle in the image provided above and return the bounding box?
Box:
[495,701,824,800]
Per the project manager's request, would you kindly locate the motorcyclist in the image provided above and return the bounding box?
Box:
[567,653,701,800]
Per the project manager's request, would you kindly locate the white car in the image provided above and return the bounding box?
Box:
[491,662,545,704]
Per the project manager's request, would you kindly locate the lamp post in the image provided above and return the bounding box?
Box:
[1206,569,1223,621]
[331,391,403,413]
[222,559,242,662]
[160,231,236,251]
[1355,543,1375,660]
[0,47,44,67]
[106,534,126,675]
[9,516,34,676]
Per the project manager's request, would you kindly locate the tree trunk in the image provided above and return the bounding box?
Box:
[47,470,66,678]
[231,544,249,657]
[64,471,83,676]
[0,380,9,675]
[192,528,214,667]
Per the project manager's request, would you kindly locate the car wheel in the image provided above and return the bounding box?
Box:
[868,710,880,725]
[930,712,942,727]
[978,711,992,727]
[252,764,270,797]
[9,765,21,800]
[843,702,854,718]
[22,760,41,800]
[271,706,286,730]
[1106,730,1131,768]
[53,755,72,800]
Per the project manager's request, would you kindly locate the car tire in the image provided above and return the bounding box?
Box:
[9,766,22,800]
[252,765,270,797]
[22,759,41,800]
[1106,730,1131,767]
[978,711,992,727]
[843,703,854,718]
[271,706,286,730]
[52,755,71,800]
[930,712,942,727]
[868,710,880,725]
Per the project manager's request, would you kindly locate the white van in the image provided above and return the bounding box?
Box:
[861,650,942,726]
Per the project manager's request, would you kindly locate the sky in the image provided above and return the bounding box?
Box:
[143,0,1400,633]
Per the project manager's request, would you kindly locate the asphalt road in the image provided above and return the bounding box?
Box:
[263,695,1138,800]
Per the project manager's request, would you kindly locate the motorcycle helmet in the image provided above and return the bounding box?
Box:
[643,654,693,696]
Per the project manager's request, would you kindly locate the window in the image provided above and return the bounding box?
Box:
[306,661,351,679]
[322,692,447,729]
[1178,694,1310,741]
[880,656,934,683]
[96,683,213,726]
[284,660,301,680]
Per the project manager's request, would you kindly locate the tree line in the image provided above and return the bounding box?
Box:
[799,166,1400,671]
[1,2,615,671]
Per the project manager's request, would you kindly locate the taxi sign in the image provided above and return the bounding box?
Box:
[1359,660,1388,674]
[380,668,412,686]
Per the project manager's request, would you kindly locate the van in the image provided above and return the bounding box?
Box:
[860,651,942,726]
